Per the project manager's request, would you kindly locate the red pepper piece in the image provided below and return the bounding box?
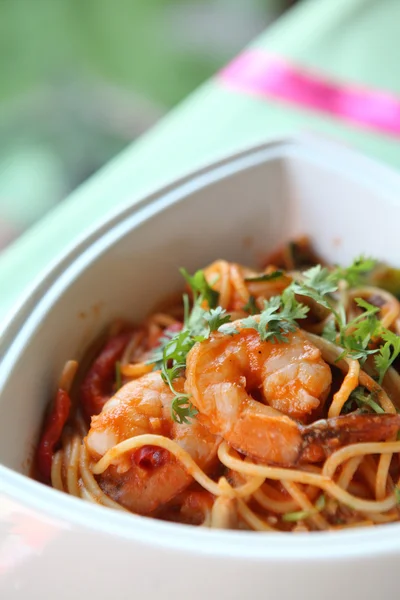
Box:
[36,388,71,482]
[80,331,131,419]
[132,445,170,470]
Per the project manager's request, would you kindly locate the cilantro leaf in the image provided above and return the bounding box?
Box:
[290,265,337,313]
[151,275,235,422]
[339,336,378,363]
[243,295,258,315]
[180,268,219,308]
[289,259,378,331]
[375,330,400,384]
[344,386,384,414]
[395,487,400,505]
[280,287,310,321]
[203,306,232,332]
[350,302,380,339]
[159,329,202,397]
[186,301,208,337]
[171,395,198,424]
[159,330,200,423]
[146,327,181,369]
[163,329,200,366]
[241,290,309,344]
[244,270,283,283]
[218,323,239,335]
[282,494,325,522]
[239,315,259,334]
[353,297,380,314]
[151,301,235,412]
[282,510,310,523]
[322,319,337,343]
[302,265,338,296]
[256,304,292,343]
[337,298,381,363]
[334,256,377,287]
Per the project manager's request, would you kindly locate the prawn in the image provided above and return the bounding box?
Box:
[185,327,400,466]
[85,371,219,514]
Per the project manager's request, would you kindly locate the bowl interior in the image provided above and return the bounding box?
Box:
[1,141,400,475]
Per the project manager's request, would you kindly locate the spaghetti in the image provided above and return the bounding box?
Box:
[35,239,400,532]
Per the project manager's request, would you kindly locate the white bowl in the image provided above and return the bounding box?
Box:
[1,137,400,599]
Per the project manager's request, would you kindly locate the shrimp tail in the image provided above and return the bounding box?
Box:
[230,409,303,467]
[300,413,400,463]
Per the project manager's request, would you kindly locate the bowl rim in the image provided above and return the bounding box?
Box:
[2,135,400,560]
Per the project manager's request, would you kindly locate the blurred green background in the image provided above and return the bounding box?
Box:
[0,0,291,248]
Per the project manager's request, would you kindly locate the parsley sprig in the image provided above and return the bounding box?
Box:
[238,258,378,349]
[286,258,400,382]
[239,289,309,343]
[180,268,219,309]
[287,260,377,362]
[171,396,198,424]
[337,298,381,363]
[243,295,258,315]
[148,269,234,423]
[282,494,326,523]
[334,256,376,287]
[343,386,384,414]
[158,329,199,424]
[375,330,400,385]
[244,270,284,283]
[203,306,232,331]
[291,264,338,309]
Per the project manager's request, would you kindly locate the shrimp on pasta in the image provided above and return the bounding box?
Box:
[85,371,219,514]
[185,326,400,466]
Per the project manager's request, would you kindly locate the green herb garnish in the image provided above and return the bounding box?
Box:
[282,494,326,523]
[146,327,181,369]
[243,295,258,315]
[218,323,239,336]
[338,299,381,363]
[322,319,337,343]
[375,329,400,385]
[290,262,383,363]
[344,386,384,414]
[171,396,198,425]
[293,264,338,304]
[203,306,232,332]
[159,330,201,423]
[334,256,376,287]
[240,289,309,343]
[149,268,234,423]
[244,270,284,283]
[180,268,219,308]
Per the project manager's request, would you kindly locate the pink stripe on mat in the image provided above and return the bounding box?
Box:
[219,51,400,137]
